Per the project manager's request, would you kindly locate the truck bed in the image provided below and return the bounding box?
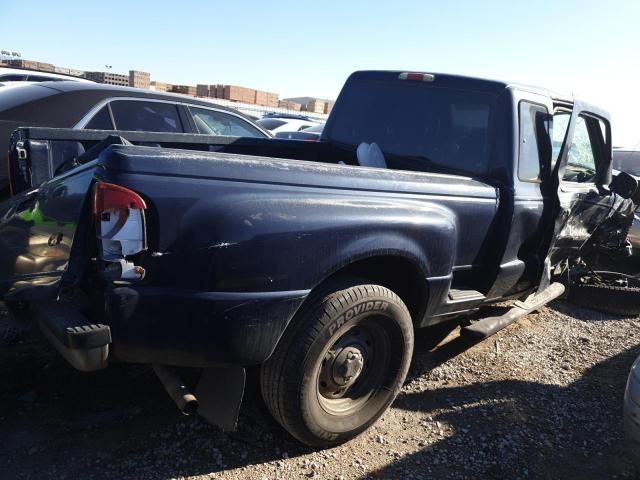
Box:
[0,128,499,366]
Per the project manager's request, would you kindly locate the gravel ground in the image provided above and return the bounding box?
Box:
[1,300,639,480]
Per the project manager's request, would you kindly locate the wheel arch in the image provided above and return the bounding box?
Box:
[300,252,430,328]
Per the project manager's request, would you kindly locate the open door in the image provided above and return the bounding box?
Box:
[539,98,628,289]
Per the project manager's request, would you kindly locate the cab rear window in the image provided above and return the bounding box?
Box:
[326,79,495,176]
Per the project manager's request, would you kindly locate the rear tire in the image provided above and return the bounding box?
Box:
[260,280,413,447]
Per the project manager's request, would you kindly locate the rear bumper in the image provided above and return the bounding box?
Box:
[31,301,111,372]
[106,286,309,367]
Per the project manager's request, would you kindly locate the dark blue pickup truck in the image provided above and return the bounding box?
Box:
[1,71,637,446]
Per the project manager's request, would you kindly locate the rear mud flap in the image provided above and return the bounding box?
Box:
[196,366,246,431]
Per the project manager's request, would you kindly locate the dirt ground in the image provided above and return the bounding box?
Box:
[1,300,639,480]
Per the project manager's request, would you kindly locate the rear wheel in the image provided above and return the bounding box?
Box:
[260,281,413,447]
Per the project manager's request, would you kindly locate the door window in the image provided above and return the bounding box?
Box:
[518,102,548,182]
[551,112,570,163]
[563,116,597,183]
[85,106,114,130]
[190,107,265,137]
[110,100,183,133]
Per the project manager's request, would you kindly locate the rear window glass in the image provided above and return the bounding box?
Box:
[26,75,62,82]
[85,106,114,130]
[0,74,27,81]
[257,119,286,130]
[326,79,495,176]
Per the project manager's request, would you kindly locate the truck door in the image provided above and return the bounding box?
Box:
[540,99,618,285]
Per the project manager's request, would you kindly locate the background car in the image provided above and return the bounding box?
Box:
[614,149,640,177]
[613,149,640,253]
[0,67,93,85]
[275,123,324,141]
[0,81,271,192]
[624,354,640,469]
[257,113,322,134]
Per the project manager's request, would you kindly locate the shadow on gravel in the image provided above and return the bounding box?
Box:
[0,338,319,480]
[366,317,640,479]
[1,305,639,480]
[549,299,636,322]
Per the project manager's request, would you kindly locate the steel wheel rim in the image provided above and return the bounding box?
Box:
[316,316,393,416]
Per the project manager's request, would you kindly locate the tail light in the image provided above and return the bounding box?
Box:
[93,182,146,216]
[92,182,147,279]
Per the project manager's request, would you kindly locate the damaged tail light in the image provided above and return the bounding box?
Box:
[92,182,147,280]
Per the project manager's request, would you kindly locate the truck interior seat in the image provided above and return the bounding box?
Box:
[356,142,387,168]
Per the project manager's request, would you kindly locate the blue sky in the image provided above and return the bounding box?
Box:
[1,0,639,147]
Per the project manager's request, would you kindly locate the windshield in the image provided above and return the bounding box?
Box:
[257,118,286,130]
[326,79,495,176]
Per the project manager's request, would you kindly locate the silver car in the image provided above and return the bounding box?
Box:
[624,354,640,468]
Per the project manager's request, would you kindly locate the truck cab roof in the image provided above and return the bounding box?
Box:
[345,70,572,103]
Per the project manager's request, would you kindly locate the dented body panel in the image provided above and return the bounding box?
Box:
[96,146,497,365]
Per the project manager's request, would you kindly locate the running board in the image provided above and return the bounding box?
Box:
[461,282,565,339]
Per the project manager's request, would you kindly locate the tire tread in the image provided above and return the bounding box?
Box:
[260,279,412,446]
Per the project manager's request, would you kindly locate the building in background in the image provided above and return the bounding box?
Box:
[84,71,129,87]
[0,50,334,113]
[254,90,279,107]
[171,84,197,96]
[196,84,210,97]
[323,100,335,114]
[278,100,302,111]
[129,70,150,89]
[198,85,279,106]
[283,96,334,114]
[151,81,171,92]
[7,59,55,72]
[54,66,85,77]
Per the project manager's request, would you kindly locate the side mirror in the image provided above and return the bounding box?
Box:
[610,171,639,201]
